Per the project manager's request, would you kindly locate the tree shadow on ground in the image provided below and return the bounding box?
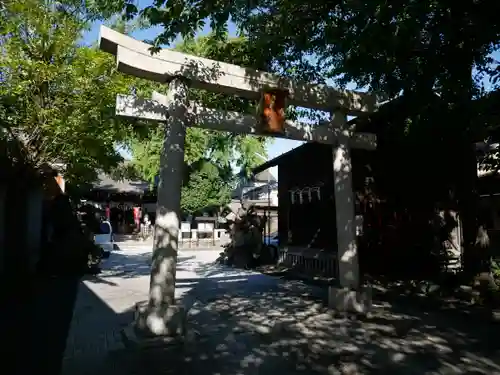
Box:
[64,248,500,374]
[107,266,500,374]
[84,252,197,280]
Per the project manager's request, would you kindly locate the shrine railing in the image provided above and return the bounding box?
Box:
[278,246,338,279]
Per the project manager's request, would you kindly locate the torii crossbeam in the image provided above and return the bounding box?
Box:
[116,94,377,149]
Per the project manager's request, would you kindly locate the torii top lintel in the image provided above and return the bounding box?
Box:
[99,26,377,116]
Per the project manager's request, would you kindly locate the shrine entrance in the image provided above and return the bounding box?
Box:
[99,26,380,338]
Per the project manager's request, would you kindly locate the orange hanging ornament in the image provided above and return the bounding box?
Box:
[258,89,288,134]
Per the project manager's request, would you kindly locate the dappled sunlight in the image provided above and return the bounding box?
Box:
[61,26,497,372]
[106,275,500,374]
[97,251,153,279]
[178,282,500,374]
[332,119,359,289]
[66,241,500,374]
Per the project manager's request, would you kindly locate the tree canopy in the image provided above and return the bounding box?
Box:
[0,0,139,186]
[116,0,500,272]
[115,1,500,189]
[0,0,270,208]
[126,1,500,95]
[119,0,500,147]
[181,160,233,214]
[126,33,273,213]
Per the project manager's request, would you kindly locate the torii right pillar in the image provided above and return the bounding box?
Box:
[329,110,372,314]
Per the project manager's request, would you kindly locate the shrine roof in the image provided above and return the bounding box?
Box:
[253,170,276,183]
[92,173,153,194]
[251,144,310,175]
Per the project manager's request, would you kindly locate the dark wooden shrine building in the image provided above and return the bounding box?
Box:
[254,143,379,278]
[254,105,467,280]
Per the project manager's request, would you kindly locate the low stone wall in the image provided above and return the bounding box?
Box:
[178,229,230,248]
[123,229,230,248]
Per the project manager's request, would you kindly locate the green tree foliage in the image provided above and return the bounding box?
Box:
[127,0,500,93]
[127,34,272,213]
[123,0,500,274]
[121,0,500,148]
[181,160,233,214]
[0,0,138,186]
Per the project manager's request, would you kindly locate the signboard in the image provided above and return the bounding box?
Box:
[259,89,287,134]
[198,222,214,233]
[181,222,191,232]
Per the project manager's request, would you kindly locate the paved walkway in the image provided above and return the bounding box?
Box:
[61,242,500,375]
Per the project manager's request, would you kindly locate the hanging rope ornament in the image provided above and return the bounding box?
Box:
[288,184,324,205]
[311,186,322,200]
[289,188,300,204]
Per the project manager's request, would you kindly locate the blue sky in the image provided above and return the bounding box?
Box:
[83,11,303,180]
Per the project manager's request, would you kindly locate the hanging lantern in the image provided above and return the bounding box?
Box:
[258,89,288,134]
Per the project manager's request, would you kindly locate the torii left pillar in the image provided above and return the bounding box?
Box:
[132,78,189,339]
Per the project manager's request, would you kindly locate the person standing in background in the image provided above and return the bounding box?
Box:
[133,205,141,232]
[105,205,110,221]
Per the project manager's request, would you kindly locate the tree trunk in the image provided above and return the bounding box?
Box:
[458,144,486,276]
[443,6,486,277]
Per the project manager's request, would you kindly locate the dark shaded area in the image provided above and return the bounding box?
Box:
[60,277,136,375]
[272,139,466,283]
[1,273,80,375]
[0,137,89,375]
[65,253,500,374]
[0,168,103,375]
[278,143,337,251]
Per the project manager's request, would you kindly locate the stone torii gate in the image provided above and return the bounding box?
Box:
[99,26,378,340]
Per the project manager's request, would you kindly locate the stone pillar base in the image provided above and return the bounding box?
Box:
[121,301,188,348]
[328,286,372,314]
